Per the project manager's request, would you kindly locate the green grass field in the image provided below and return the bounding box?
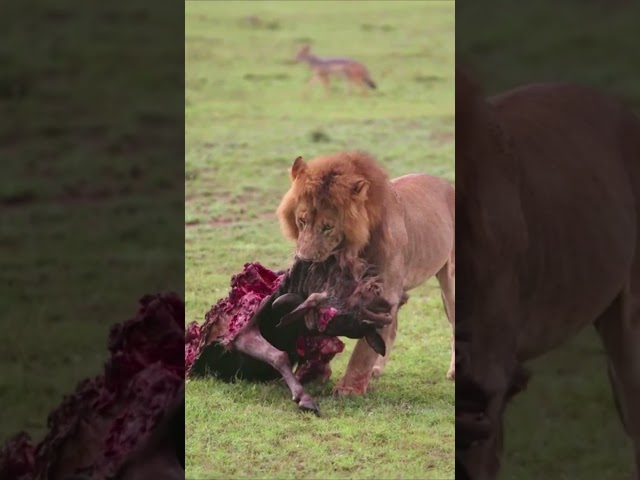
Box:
[185,1,454,478]
[458,1,640,479]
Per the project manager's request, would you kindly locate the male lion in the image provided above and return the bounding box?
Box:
[276,151,455,395]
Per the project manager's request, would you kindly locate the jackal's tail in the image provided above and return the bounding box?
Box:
[364,76,377,89]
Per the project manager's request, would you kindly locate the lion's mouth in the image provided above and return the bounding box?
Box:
[295,238,346,263]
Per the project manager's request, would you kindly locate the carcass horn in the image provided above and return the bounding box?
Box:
[272,293,305,312]
[361,309,393,328]
[365,331,386,356]
[276,292,328,328]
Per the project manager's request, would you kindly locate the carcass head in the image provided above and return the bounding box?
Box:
[272,281,392,356]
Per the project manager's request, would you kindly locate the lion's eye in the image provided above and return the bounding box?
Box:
[298,218,306,228]
[322,224,333,232]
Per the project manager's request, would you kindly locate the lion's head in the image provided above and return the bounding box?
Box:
[276,151,390,264]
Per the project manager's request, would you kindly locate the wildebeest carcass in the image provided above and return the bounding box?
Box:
[456,64,640,479]
[63,389,185,480]
[186,257,393,415]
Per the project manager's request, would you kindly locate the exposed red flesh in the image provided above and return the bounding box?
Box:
[185,262,344,383]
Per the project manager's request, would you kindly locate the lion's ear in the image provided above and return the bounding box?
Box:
[290,156,307,181]
[352,178,370,199]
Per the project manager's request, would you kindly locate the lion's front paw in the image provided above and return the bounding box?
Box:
[332,377,369,396]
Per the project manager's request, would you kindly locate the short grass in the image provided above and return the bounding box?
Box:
[457,1,640,478]
[185,1,454,479]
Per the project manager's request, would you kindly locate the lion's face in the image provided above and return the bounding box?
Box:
[277,154,388,265]
[293,200,344,262]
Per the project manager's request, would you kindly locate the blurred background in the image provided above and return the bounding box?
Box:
[0,0,183,450]
[457,0,640,478]
[185,1,454,478]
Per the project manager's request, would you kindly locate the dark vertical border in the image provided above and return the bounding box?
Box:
[0,0,184,477]
[456,1,640,478]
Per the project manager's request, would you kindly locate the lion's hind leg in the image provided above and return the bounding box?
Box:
[436,255,455,380]
[595,285,640,479]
